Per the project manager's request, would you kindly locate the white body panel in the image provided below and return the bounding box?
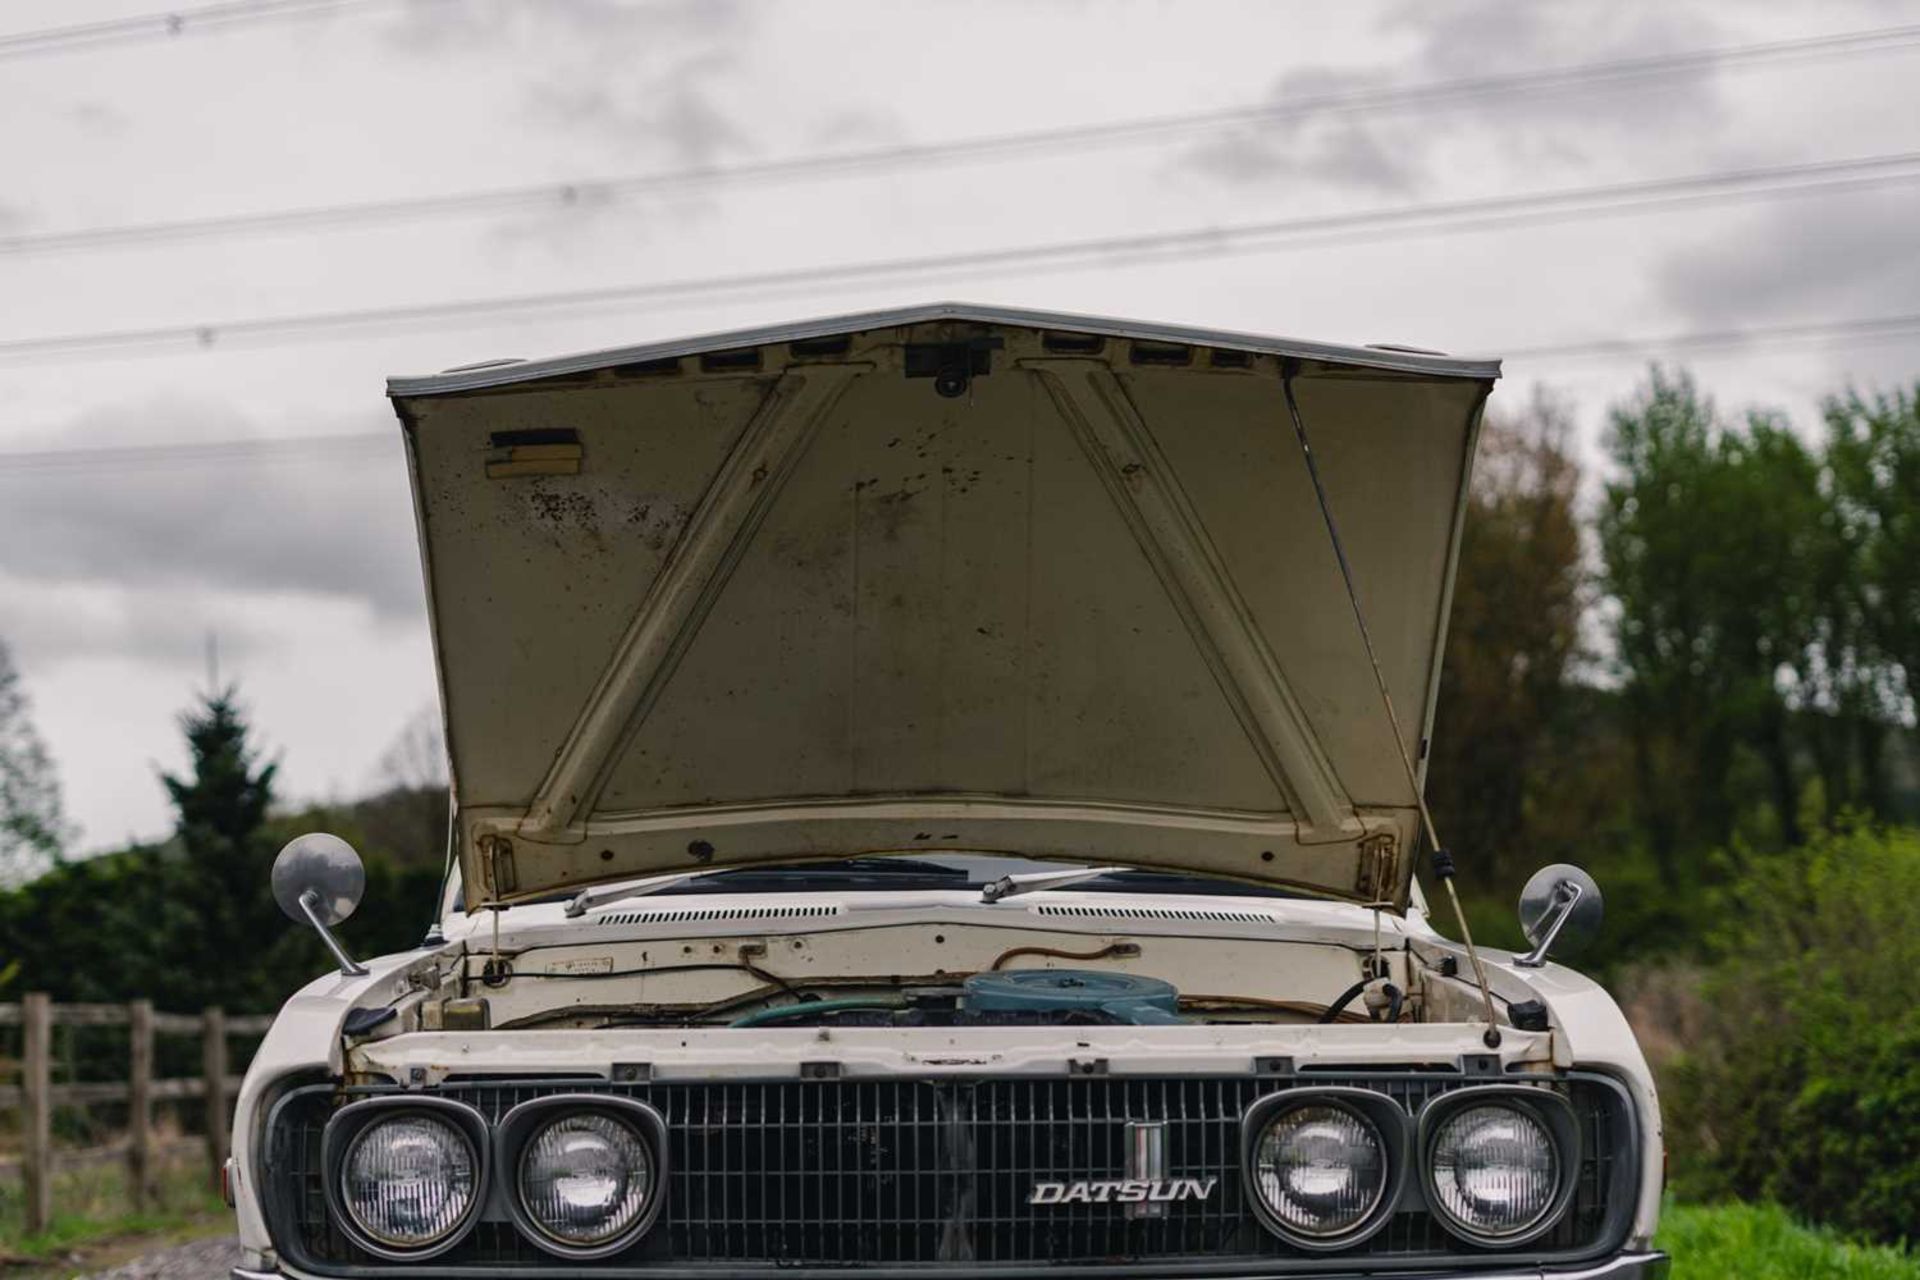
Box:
[391,305,1495,910]
[231,886,1663,1269]
[233,308,1659,1276]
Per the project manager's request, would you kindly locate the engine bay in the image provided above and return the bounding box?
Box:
[368,900,1499,1041]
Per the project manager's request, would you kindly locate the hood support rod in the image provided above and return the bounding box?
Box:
[1278,363,1501,1048]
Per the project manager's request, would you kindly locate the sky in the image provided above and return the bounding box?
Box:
[3,0,1919,852]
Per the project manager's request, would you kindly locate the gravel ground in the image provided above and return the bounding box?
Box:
[70,1236,240,1280]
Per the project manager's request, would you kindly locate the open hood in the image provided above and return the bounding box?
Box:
[390,304,1496,911]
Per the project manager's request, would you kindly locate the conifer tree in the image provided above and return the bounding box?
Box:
[157,686,281,1009]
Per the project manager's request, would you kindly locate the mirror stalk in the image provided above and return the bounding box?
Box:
[297,887,369,976]
[1513,880,1582,968]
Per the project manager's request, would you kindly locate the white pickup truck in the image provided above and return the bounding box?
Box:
[229,304,1664,1280]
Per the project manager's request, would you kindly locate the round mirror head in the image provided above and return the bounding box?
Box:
[272,833,365,926]
[1518,863,1604,959]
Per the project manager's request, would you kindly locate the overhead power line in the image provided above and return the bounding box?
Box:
[2,150,1918,365]
[4,310,1919,477]
[7,19,1920,254]
[1502,312,1920,362]
[0,0,422,60]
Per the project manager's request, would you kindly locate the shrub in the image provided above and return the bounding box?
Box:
[1666,824,1920,1245]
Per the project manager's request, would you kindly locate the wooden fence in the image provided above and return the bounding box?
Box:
[0,994,271,1233]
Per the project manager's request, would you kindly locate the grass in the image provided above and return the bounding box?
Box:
[0,1160,227,1264]
[1660,1201,1919,1279]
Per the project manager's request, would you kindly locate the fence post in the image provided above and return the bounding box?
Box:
[128,999,154,1210]
[202,1007,230,1178]
[22,992,52,1235]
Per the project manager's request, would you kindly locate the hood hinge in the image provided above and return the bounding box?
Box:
[479,835,517,897]
[1355,833,1397,902]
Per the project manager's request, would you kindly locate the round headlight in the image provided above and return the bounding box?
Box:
[1428,1103,1559,1238]
[340,1114,478,1249]
[518,1112,655,1248]
[1252,1103,1389,1239]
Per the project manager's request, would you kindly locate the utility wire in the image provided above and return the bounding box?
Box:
[4,310,1920,476]
[7,19,1920,254]
[1502,311,1920,362]
[0,0,423,60]
[2,150,1918,364]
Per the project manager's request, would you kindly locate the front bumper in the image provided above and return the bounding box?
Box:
[234,1251,1669,1280]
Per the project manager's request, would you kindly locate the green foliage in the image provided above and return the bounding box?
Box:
[1659,1200,1920,1280]
[1827,387,1920,806]
[0,687,444,1015]
[0,639,71,884]
[1599,370,1844,870]
[1664,824,1920,1245]
[151,689,287,1011]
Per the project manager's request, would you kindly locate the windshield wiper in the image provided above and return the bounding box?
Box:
[566,858,969,914]
[565,869,727,917]
[980,865,1128,903]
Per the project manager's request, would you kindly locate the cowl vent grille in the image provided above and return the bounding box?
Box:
[1032,903,1276,924]
[596,904,843,927]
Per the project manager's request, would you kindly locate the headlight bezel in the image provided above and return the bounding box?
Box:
[1417,1086,1581,1248]
[1240,1088,1409,1251]
[497,1094,669,1259]
[320,1096,490,1261]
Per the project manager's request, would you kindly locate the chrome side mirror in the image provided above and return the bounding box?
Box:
[273,833,369,976]
[1514,863,1603,968]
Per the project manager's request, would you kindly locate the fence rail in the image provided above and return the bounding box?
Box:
[0,994,267,1233]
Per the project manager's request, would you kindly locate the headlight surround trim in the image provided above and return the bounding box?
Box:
[1240,1087,1409,1251]
[1417,1085,1582,1248]
[320,1096,490,1261]
[496,1094,669,1259]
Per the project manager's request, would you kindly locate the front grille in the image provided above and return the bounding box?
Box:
[265,1071,1634,1274]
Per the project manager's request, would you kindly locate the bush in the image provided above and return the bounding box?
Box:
[1666,824,1920,1245]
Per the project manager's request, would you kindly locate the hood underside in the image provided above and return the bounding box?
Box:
[390,304,1496,910]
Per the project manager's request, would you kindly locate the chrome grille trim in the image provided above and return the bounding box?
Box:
[262,1070,1635,1276]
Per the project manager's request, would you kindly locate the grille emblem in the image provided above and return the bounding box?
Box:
[1027,1121,1217,1216]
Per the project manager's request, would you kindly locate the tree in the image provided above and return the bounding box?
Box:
[1427,394,1588,889]
[0,687,445,1014]
[357,705,451,868]
[1596,370,1838,875]
[0,639,72,882]
[152,686,286,1010]
[1826,385,1920,796]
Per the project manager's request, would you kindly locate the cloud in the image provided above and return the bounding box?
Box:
[0,397,425,673]
[383,0,753,164]
[1660,193,1920,327]
[375,0,758,254]
[0,574,281,670]
[527,46,748,167]
[1184,0,1729,192]
[383,0,743,56]
[1182,66,1424,194]
[63,101,130,138]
